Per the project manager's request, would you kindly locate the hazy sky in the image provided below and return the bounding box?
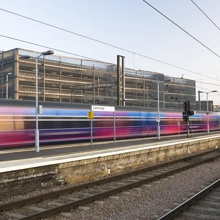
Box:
[1,0,220,104]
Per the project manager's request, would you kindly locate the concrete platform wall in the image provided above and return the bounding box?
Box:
[0,136,219,199]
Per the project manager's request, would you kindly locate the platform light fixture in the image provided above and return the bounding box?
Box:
[20,50,54,152]
[198,90,203,111]
[156,79,171,140]
[199,90,217,134]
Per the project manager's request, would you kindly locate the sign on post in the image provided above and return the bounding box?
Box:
[91,106,115,112]
[87,111,94,119]
[156,116,160,123]
[90,105,116,146]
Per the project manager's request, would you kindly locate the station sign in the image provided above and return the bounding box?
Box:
[89,105,116,147]
[91,105,115,112]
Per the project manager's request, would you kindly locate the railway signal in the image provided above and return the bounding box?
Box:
[182,111,189,122]
[182,101,196,137]
[183,101,190,113]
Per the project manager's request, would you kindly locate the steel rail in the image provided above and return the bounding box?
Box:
[0,149,219,220]
[157,178,220,220]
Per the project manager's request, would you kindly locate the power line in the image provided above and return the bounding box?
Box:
[2,34,220,88]
[1,33,219,93]
[0,35,97,61]
[195,80,220,87]
[191,0,220,31]
[0,8,220,82]
[142,0,220,59]
[196,85,220,92]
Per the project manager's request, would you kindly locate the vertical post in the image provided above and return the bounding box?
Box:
[121,56,125,106]
[90,105,93,147]
[97,77,100,102]
[187,119,189,137]
[113,111,116,144]
[43,55,45,101]
[35,57,39,152]
[157,83,160,140]
[207,93,209,134]
[117,55,121,106]
[1,52,3,98]
[143,80,145,107]
[93,65,95,104]
[90,118,93,147]
[198,91,201,111]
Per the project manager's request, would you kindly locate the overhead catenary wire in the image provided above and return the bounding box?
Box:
[0,35,97,61]
[142,0,220,60]
[0,8,220,82]
[2,34,220,92]
[195,80,220,87]
[191,0,220,31]
[1,35,219,96]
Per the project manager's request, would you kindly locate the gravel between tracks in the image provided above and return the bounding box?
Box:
[1,159,220,220]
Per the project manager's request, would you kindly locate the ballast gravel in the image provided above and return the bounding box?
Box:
[1,159,220,220]
[47,159,220,220]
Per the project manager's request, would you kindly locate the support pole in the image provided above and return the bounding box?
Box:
[121,56,125,106]
[1,52,3,98]
[35,58,39,152]
[157,83,160,140]
[207,93,209,134]
[117,55,121,106]
[198,91,201,111]
[187,119,189,137]
[43,55,45,101]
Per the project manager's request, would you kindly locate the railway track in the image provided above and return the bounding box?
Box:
[158,179,220,220]
[0,149,220,220]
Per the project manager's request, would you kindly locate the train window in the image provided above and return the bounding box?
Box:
[38,119,90,129]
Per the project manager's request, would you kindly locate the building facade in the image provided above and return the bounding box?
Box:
[0,48,196,110]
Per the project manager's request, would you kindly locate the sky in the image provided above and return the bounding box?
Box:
[1,0,220,104]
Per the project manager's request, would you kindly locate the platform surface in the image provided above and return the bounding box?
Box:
[0,132,219,173]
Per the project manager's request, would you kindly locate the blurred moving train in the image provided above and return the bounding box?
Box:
[0,99,220,148]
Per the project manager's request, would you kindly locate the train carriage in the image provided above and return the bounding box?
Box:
[0,99,219,148]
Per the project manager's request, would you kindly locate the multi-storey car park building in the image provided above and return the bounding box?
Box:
[0,48,196,110]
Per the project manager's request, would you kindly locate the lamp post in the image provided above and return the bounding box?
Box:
[198,90,203,111]
[156,79,170,140]
[206,90,217,134]
[157,82,160,140]
[43,55,46,101]
[199,90,217,134]
[20,50,54,152]
[6,72,12,99]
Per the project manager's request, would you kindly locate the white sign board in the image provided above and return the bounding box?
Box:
[92,105,115,112]
[90,105,116,146]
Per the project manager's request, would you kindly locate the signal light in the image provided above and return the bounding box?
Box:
[183,101,190,113]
